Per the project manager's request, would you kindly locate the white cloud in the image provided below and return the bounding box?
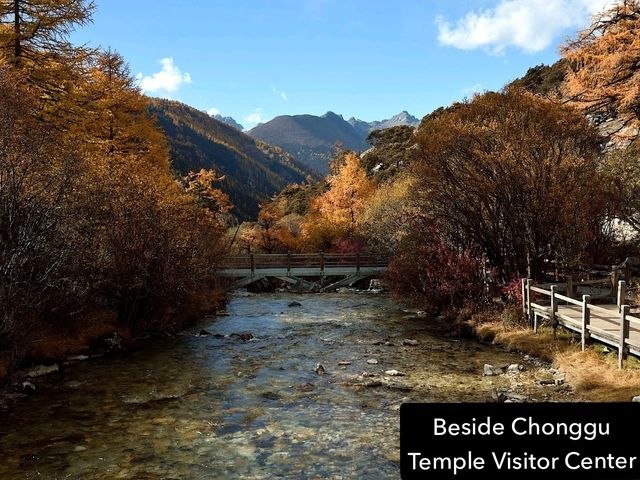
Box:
[137,57,192,94]
[271,83,288,101]
[207,107,220,116]
[436,0,617,55]
[244,108,265,126]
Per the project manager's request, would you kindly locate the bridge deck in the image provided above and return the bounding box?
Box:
[523,279,640,367]
[218,266,387,278]
[218,253,388,290]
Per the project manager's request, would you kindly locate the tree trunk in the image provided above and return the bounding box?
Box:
[13,0,21,66]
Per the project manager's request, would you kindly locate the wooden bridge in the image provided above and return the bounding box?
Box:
[522,277,640,367]
[218,253,388,291]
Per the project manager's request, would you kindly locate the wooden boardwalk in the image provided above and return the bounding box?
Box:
[219,253,387,291]
[523,279,640,367]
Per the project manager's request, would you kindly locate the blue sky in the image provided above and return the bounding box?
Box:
[72,0,614,129]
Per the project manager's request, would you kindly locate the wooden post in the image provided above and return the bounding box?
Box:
[287,251,291,276]
[611,268,619,296]
[618,305,629,369]
[526,279,532,329]
[526,278,532,317]
[566,275,574,298]
[250,253,255,275]
[550,285,558,339]
[521,278,527,315]
[617,280,626,313]
[319,252,325,286]
[581,294,590,351]
[625,265,631,284]
[356,252,361,274]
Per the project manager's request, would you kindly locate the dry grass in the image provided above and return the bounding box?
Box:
[472,316,640,401]
[27,308,125,364]
[474,321,577,362]
[556,350,640,402]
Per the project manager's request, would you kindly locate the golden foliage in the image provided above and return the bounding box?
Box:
[314,152,375,230]
[412,89,604,278]
[562,0,640,138]
[0,3,231,377]
[359,174,418,256]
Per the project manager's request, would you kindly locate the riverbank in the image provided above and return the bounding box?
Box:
[0,288,227,411]
[469,311,640,402]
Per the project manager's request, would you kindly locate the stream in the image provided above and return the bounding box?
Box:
[0,292,576,479]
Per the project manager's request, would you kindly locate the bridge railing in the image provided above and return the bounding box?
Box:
[220,252,388,271]
[522,278,640,368]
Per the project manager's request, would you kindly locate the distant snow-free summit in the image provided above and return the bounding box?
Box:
[211,113,245,132]
[248,110,420,174]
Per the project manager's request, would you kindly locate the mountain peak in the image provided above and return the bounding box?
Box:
[322,111,344,120]
[347,111,420,137]
[211,113,245,131]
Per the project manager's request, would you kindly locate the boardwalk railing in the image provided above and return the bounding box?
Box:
[220,253,387,275]
[522,278,640,368]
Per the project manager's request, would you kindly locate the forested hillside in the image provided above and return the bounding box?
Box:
[249,111,366,174]
[150,99,315,219]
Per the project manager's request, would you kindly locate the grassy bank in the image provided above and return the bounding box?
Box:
[470,311,640,402]
[0,287,228,393]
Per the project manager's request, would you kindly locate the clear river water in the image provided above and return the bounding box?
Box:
[0,292,574,479]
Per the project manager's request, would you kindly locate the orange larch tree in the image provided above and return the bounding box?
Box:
[562,0,640,140]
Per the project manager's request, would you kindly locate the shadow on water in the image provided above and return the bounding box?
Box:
[0,292,552,479]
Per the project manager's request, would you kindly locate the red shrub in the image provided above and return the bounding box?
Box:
[500,277,525,305]
[386,236,484,311]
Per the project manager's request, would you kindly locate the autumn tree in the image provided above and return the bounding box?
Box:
[0,0,94,121]
[301,152,375,251]
[359,175,418,256]
[74,49,169,160]
[600,142,640,237]
[562,0,640,139]
[312,152,375,231]
[0,64,81,375]
[411,89,606,279]
[182,168,232,225]
[0,0,93,64]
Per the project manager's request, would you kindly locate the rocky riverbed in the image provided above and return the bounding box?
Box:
[0,292,576,479]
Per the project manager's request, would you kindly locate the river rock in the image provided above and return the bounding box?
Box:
[314,363,325,374]
[260,391,282,401]
[632,396,640,403]
[384,370,406,377]
[403,339,419,346]
[507,364,524,374]
[504,393,528,403]
[338,361,351,366]
[367,359,379,365]
[491,388,505,402]
[197,329,211,337]
[361,372,378,377]
[288,301,302,307]
[483,364,504,376]
[230,332,253,341]
[553,372,566,385]
[362,380,383,387]
[66,355,89,362]
[26,364,59,378]
[384,381,412,391]
[21,381,36,394]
